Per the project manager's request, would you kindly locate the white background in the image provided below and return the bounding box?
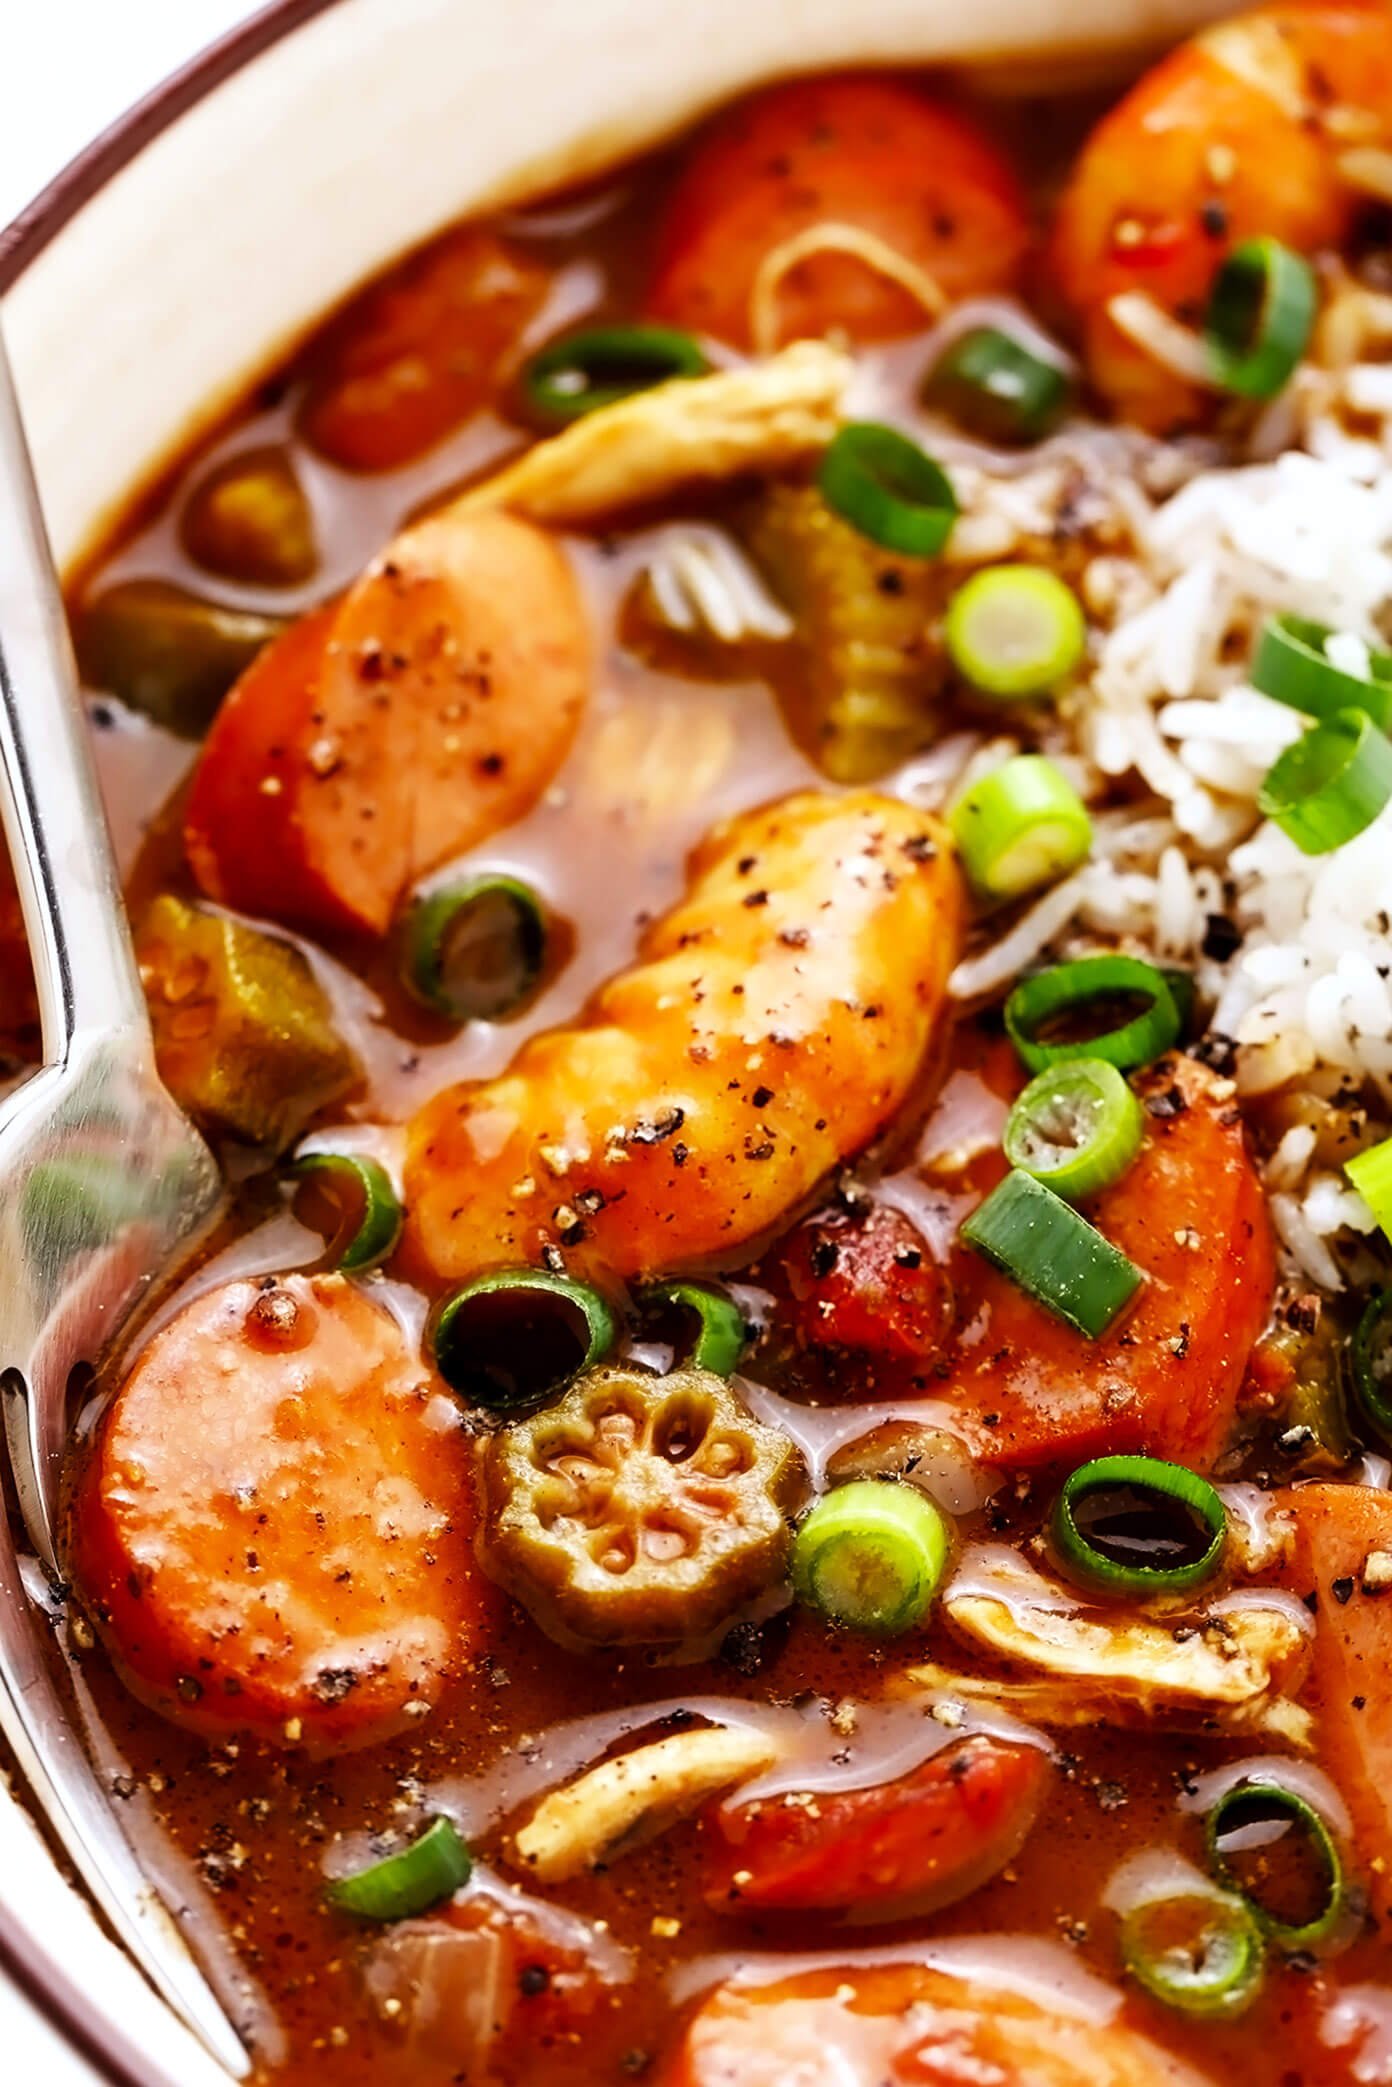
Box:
[5,0,256,230]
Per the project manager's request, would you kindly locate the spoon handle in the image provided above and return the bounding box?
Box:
[0,326,148,1061]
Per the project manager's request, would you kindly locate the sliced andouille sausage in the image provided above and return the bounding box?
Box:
[647,75,1029,351]
[184,509,590,938]
[405,791,962,1287]
[71,1273,490,1752]
[937,1052,1274,1473]
[664,1961,1209,2087]
[301,225,551,472]
[1282,1482,1392,1917]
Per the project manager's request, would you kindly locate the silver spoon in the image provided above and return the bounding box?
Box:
[0,325,247,2076]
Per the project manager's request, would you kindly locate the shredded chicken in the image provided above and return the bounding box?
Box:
[510,1723,782,1883]
[454,341,850,526]
[904,1549,1313,1747]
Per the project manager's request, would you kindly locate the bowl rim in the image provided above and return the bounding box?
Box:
[0,0,340,295]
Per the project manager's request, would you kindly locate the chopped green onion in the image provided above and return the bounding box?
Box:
[1003,1059,1144,1202]
[520,324,709,426]
[1351,1287,1392,1438]
[640,1281,748,1376]
[402,873,547,1024]
[1203,237,1317,400]
[1160,966,1197,1036]
[1119,1891,1264,2019]
[326,1817,471,1921]
[792,1478,949,1635]
[948,755,1092,900]
[292,1152,403,1272]
[431,1269,615,1411]
[818,422,958,557]
[1052,1454,1226,1595]
[1205,1780,1343,1948]
[944,566,1087,700]
[1258,708,1392,855]
[961,1169,1143,1339]
[1347,1135,1392,1239]
[923,326,1073,445]
[1004,955,1180,1075]
[1252,615,1392,733]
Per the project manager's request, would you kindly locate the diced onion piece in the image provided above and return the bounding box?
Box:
[327,1817,471,1921]
[944,565,1087,700]
[1257,708,1392,855]
[960,1169,1143,1339]
[1004,955,1181,1076]
[430,1269,615,1411]
[1203,237,1316,401]
[817,422,958,558]
[792,1478,950,1635]
[948,755,1092,900]
[1205,1780,1344,1948]
[292,1152,404,1272]
[521,324,709,427]
[1003,1059,1143,1202]
[1120,1891,1264,2019]
[1051,1454,1227,1596]
[1251,614,1392,732]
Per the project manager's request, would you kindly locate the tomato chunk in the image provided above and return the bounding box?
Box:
[938,1054,1274,1472]
[185,509,589,938]
[1282,1482,1392,1917]
[72,1273,491,1751]
[647,76,1029,350]
[703,1734,1047,1917]
[781,1203,952,1367]
[665,1962,1204,2087]
[301,226,550,471]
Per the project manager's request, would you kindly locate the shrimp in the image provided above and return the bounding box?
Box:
[1049,3,1392,428]
[405,791,961,1288]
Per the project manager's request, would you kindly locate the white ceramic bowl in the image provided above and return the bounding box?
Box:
[0,1,1229,2079]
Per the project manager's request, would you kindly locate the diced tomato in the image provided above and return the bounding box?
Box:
[1281,1482,1392,1917]
[647,76,1029,350]
[702,1734,1047,1916]
[664,1961,1202,2087]
[300,226,550,471]
[185,509,588,939]
[73,1272,495,1752]
[937,1053,1274,1472]
[781,1203,951,1367]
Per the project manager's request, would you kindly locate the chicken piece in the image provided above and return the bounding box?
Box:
[511,1723,782,1883]
[406,791,961,1286]
[456,341,849,527]
[910,1547,1312,1744]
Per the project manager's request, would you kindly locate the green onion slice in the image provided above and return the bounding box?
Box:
[948,755,1092,901]
[945,565,1087,700]
[961,1168,1143,1339]
[1205,1780,1344,1948]
[1351,1286,1392,1438]
[791,1478,949,1635]
[431,1269,615,1411]
[1252,615,1392,733]
[1052,1454,1226,1595]
[640,1281,747,1376]
[402,873,547,1024]
[326,1816,472,1921]
[1004,955,1180,1075]
[1120,1891,1264,2019]
[520,324,709,426]
[1257,708,1392,856]
[292,1152,403,1272]
[923,326,1073,446]
[818,422,958,557]
[1003,1058,1144,1203]
[1347,1135,1392,1241]
[1203,237,1317,400]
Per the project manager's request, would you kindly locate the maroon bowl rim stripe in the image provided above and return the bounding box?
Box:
[0,0,345,293]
